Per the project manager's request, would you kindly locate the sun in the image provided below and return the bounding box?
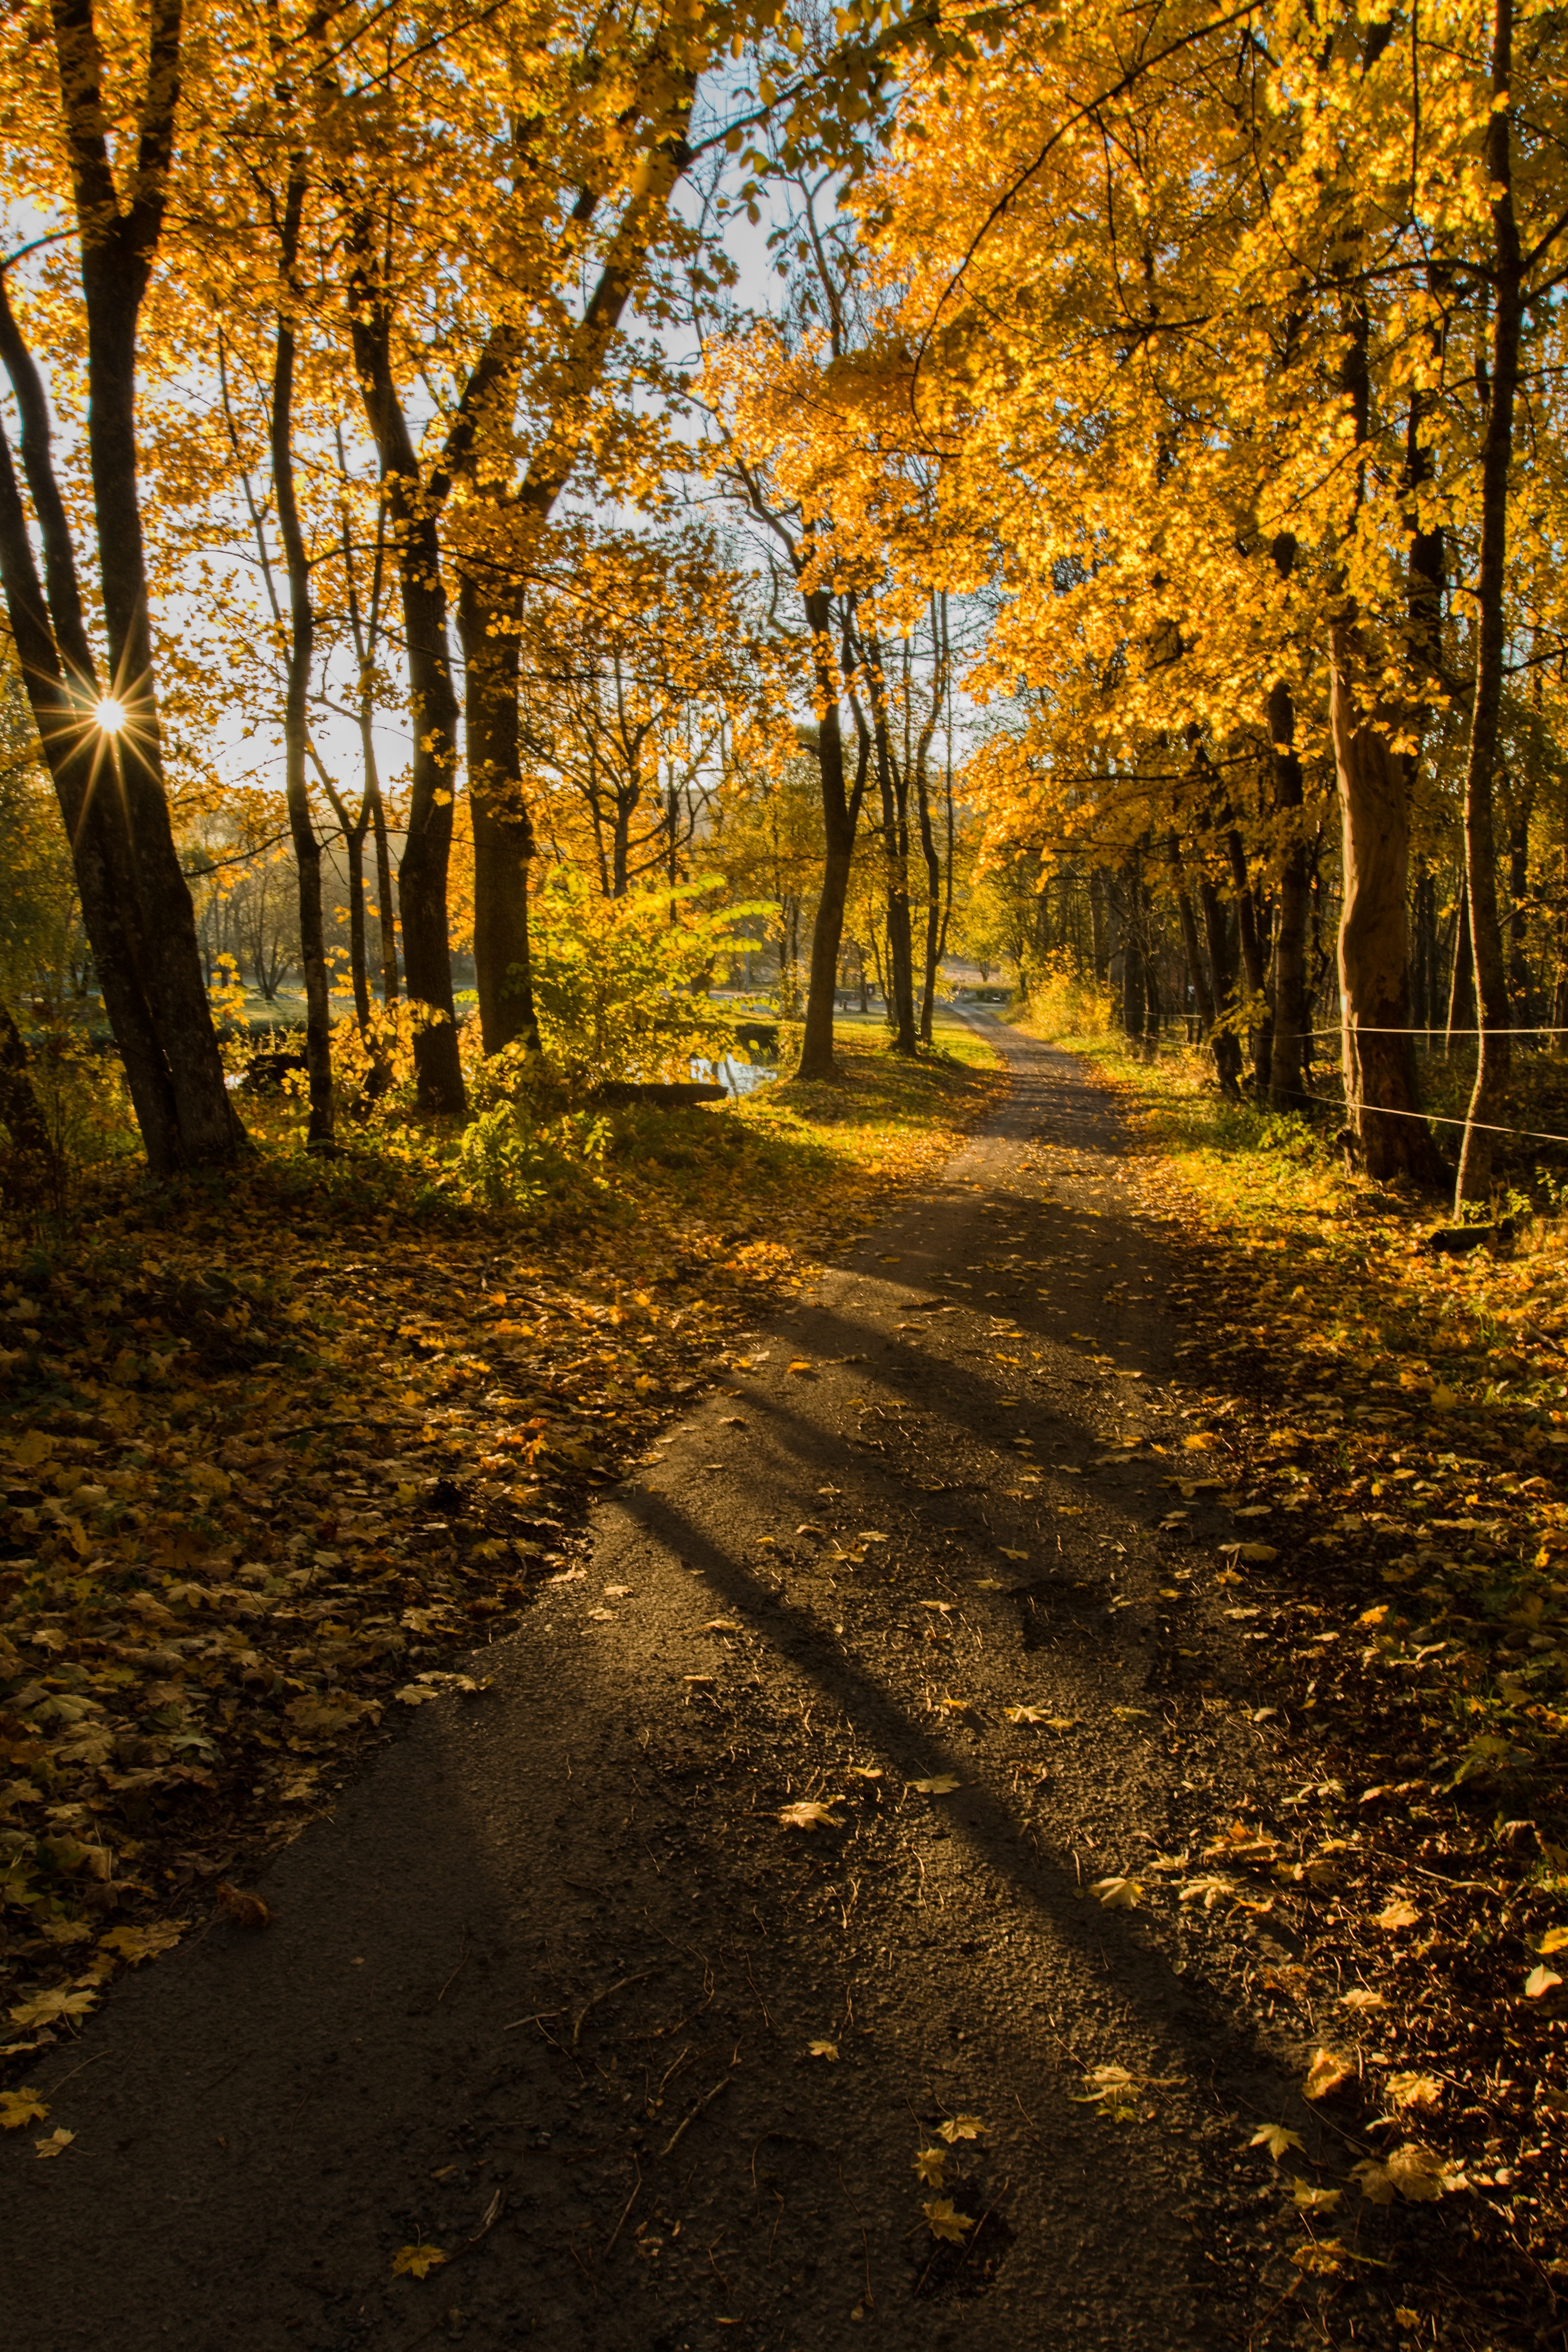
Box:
[94,696,127,735]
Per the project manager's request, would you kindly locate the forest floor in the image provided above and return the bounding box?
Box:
[2,1018,1566,2350]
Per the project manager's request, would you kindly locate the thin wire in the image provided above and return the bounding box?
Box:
[1308,1026,1568,1038]
[1348,1102,1568,1149]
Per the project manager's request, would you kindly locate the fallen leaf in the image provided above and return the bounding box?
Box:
[1290,2180,1342,2213]
[1089,1876,1143,1908]
[1537,1926,1568,1956]
[702,1619,743,1635]
[1181,1877,1239,1910]
[34,2128,74,2159]
[1110,1706,1149,1723]
[778,1801,845,1831]
[9,1988,97,2027]
[923,2199,975,2242]
[1384,2142,1465,2201]
[1290,2239,1347,2275]
[795,1523,825,1537]
[1525,1964,1563,1999]
[1043,1716,1079,1732]
[1250,2124,1305,2162]
[910,1775,960,1795]
[937,2113,985,2142]
[391,2244,447,2278]
[603,1584,631,1598]
[1374,1899,1421,1931]
[0,2088,47,2130]
[1302,2049,1352,2101]
[998,1547,1028,1561]
[806,2038,839,2061]
[1384,2072,1443,2112]
[1004,1704,1049,1724]
[912,2146,947,2184]
[98,1922,189,1966]
[1340,1988,1384,2012]
[786,1360,813,1375]
[216,1882,271,1930]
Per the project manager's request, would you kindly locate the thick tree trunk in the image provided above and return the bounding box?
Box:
[461,576,540,1057]
[1268,681,1311,1108]
[1455,0,1520,1207]
[1507,788,1533,1020]
[1330,621,1447,1188]
[1446,885,1475,1046]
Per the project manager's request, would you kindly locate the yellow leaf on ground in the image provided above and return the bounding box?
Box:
[806,2039,839,2061]
[392,2244,447,2278]
[998,1547,1028,1561]
[1384,2143,1465,2201]
[34,2128,74,2159]
[1290,2181,1341,2213]
[913,2146,947,2184]
[1374,1899,1420,1931]
[1385,2072,1442,2111]
[702,1619,743,1635]
[98,1922,189,1966]
[1004,1704,1049,1724]
[1340,1988,1384,2011]
[1525,1964,1562,1999]
[937,2113,985,2142]
[1250,2125,1305,2161]
[9,1988,97,2027]
[778,1801,845,1831]
[1303,2049,1352,2101]
[0,2088,46,2131]
[923,2199,975,2242]
[1537,1926,1568,1955]
[910,1775,960,1795]
[1090,1876,1142,1908]
[1044,1716,1079,1732]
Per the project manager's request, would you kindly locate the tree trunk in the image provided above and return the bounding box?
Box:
[1446,885,1474,1047]
[1454,0,1521,1206]
[797,593,868,1081]
[461,575,540,1057]
[0,0,245,1170]
[1329,620,1447,1188]
[1089,869,1110,982]
[346,288,465,1115]
[270,163,334,1147]
[1198,875,1244,1100]
[1227,828,1272,1090]
[1168,833,1215,1039]
[0,1000,58,1192]
[1267,680,1311,1107]
[1506,785,1533,1020]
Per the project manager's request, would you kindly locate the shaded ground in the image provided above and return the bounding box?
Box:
[2,1024,1542,2349]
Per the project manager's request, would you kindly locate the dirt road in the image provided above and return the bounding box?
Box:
[4,1023,1312,2349]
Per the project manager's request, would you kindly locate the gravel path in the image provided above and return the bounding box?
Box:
[4,1020,1304,2350]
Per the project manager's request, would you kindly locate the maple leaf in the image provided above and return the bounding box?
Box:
[806,2039,839,2061]
[1374,1898,1421,1931]
[9,1988,97,2027]
[0,2088,47,2130]
[1289,2180,1341,2213]
[1250,2125,1304,2162]
[923,2199,975,2242]
[34,2128,74,2159]
[910,1775,960,1795]
[912,2146,947,2184]
[391,2244,447,2278]
[98,1921,189,1966]
[1089,1876,1142,1908]
[1384,2072,1442,2111]
[1537,1926,1568,1956]
[1004,1703,1048,1724]
[777,1801,844,1830]
[937,2114,985,2143]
